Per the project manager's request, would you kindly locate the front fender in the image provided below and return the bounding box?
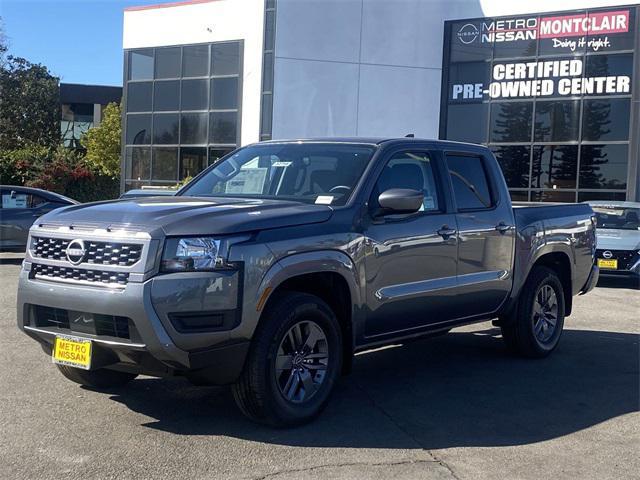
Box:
[253,250,363,348]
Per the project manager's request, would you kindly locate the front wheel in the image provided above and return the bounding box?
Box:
[56,365,137,389]
[500,266,566,358]
[232,292,342,427]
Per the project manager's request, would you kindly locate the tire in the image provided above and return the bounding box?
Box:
[56,365,137,389]
[232,292,343,427]
[500,266,566,358]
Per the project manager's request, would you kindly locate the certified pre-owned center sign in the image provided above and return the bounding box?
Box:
[449,8,633,101]
[454,58,631,100]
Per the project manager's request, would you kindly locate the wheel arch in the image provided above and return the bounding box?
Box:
[254,250,361,373]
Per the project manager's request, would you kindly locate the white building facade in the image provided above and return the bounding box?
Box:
[121,0,639,201]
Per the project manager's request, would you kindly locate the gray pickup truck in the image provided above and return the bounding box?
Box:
[17,138,599,426]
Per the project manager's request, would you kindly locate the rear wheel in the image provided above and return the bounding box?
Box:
[56,365,137,388]
[500,266,565,358]
[232,292,342,427]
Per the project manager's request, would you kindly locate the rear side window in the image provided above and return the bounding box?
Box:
[446,154,493,210]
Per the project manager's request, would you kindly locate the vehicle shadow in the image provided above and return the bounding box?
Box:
[0,256,24,265]
[597,276,640,290]
[107,327,639,450]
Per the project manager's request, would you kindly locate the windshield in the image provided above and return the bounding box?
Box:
[592,206,640,231]
[180,143,376,206]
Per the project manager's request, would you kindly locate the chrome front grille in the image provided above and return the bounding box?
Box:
[32,263,130,286]
[32,237,143,266]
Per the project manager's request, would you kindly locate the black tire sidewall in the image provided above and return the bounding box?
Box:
[261,294,342,425]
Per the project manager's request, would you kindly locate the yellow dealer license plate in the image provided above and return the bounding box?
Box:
[597,258,618,270]
[52,335,92,370]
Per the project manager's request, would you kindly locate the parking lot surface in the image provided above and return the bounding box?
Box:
[1,253,638,480]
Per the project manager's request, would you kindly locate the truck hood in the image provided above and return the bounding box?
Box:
[36,196,334,237]
[596,228,640,251]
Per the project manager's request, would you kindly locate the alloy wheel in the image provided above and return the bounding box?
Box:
[275,320,329,404]
[533,284,559,344]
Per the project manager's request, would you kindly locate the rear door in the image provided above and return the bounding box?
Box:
[444,152,515,319]
[363,148,459,338]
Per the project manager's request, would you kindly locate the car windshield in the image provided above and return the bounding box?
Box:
[592,206,640,231]
[179,143,376,206]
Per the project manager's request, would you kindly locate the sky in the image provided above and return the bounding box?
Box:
[0,0,171,86]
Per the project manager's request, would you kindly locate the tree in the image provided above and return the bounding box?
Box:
[81,102,122,177]
[0,55,60,150]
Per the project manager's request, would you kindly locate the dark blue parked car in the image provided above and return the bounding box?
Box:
[0,186,78,251]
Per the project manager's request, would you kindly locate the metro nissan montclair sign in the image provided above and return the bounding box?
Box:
[446,8,634,102]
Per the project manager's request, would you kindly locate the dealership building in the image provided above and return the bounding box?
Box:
[121,0,639,202]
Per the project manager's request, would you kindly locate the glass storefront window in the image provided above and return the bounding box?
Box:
[446,103,488,144]
[531,190,576,202]
[125,147,151,181]
[129,49,153,80]
[152,147,178,181]
[449,21,492,63]
[153,81,180,111]
[585,53,633,79]
[180,147,207,179]
[153,113,179,144]
[534,100,580,142]
[210,112,237,144]
[126,114,151,145]
[491,145,530,188]
[181,79,208,110]
[579,144,628,190]
[126,82,152,112]
[211,77,238,110]
[490,102,533,143]
[182,45,209,77]
[509,190,529,202]
[531,145,578,189]
[211,43,240,76]
[155,47,181,79]
[582,98,630,141]
[208,147,234,166]
[587,8,636,52]
[181,113,208,145]
[578,191,627,202]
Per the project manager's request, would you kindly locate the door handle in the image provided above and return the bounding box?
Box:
[495,222,512,234]
[437,226,457,239]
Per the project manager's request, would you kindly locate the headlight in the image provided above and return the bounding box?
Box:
[161,237,225,272]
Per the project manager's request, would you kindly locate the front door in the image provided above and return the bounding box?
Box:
[363,150,458,338]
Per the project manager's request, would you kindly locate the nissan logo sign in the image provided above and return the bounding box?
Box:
[457,23,479,44]
[66,239,86,265]
[602,250,613,259]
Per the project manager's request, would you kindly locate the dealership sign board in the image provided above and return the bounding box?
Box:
[449,8,634,101]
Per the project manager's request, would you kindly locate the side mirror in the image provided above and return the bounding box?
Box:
[377,188,423,216]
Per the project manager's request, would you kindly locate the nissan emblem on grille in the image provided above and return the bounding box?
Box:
[603,250,613,259]
[65,239,87,265]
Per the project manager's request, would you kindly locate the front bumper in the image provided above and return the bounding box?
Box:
[17,264,249,384]
[596,249,640,277]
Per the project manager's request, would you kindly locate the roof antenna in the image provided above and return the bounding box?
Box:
[405,133,414,138]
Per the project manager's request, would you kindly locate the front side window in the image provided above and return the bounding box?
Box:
[372,151,440,213]
[446,154,493,210]
[0,191,45,209]
[181,143,376,206]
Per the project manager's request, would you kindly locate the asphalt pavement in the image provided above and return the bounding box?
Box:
[0,253,638,479]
